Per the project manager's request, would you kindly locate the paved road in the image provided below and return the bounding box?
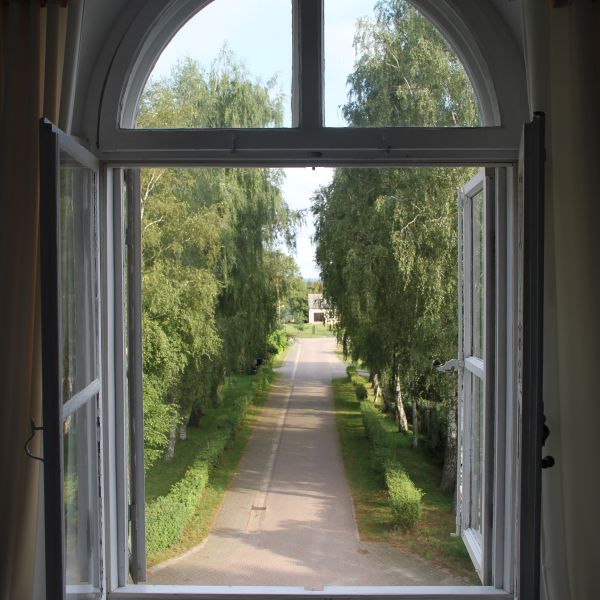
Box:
[148,338,464,588]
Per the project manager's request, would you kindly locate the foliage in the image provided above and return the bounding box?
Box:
[355,382,368,401]
[385,464,424,530]
[145,386,254,555]
[135,52,301,469]
[313,0,477,467]
[360,400,423,529]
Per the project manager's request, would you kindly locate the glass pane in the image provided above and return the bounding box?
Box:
[468,373,484,533]
[324,0,480,127]
[136,0,292,129]
[64,398,100,594]
[60,150,98,401]
[471,190,484,358]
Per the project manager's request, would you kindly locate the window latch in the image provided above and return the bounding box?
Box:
[541,415,555,469]
[433,358,462,373]
[24,418,45,463]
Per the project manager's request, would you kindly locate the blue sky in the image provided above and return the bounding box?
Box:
[149,0,378,279]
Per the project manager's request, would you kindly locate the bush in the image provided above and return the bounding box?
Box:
[355,382,367,401]
[267,328,288,354]
[346,364,357,379]
[360,401,424,529]
[385,463,424,530]
[145,394,249,556]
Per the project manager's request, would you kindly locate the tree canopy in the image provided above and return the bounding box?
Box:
[137,54,300,468]
[313,0,478,467]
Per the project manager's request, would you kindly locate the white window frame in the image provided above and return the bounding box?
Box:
[48,2,544,600]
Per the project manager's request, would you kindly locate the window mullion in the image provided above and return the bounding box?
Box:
[292,0,323,129]
[125,168,147,583]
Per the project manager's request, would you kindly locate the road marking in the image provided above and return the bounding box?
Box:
[246,340,302,532]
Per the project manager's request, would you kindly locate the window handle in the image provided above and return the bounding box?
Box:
[433,358,463,372]
[542,415,555,469]
[24,418,45,463]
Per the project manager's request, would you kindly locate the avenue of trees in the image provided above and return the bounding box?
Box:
[137,53,300,470]
[313,0,478,489]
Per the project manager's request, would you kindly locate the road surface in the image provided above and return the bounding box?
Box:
[148,337,465,588]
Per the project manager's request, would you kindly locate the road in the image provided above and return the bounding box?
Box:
[148,337,464,588]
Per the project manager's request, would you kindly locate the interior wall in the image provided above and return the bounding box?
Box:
[522,2,600,599]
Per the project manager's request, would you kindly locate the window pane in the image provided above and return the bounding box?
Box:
[468,373,484,534]
[64,398,100,594]
[324,0,480,127]
[471,189,484,358]
[60,151,98,401]
[136,0,292,129]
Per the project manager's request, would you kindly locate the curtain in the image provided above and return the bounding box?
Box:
[0,2,72,598]
[522,2,600,599]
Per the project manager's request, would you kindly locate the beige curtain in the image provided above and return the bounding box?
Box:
[0,2,70,598]
[523,2,600,599]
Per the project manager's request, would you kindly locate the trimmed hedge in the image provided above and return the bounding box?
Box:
[385,462,424,530]
[360,400,423,530]
[145,394,250,555]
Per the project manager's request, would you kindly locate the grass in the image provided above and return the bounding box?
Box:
[333,375,478,582]
[283,322,336,338]
[144,348,289,567]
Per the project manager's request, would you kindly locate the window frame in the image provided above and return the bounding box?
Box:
[56,2,543,599]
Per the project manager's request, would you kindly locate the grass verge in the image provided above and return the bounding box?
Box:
[333,375,478,582]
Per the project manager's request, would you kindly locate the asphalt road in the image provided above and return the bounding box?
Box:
[148,337,465,588]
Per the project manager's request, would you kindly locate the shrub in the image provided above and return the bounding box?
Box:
[346,364,357,379]
[385,463,424,530]
[145,393,250,555]
[355,382,368,401]
[360,402,424,529]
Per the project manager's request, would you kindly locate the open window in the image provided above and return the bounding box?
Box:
[39,119,103,599]
[38,1,545,599]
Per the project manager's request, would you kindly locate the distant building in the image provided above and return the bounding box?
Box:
[307,294,336,324]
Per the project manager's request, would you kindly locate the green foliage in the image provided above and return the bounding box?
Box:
[266,328,289,355]
[355,382,368,401]
[346,364,357,378]
[136,52,301,467]
[313,0,478,457]
[360,400,423,528]
[145,391,250,555]
[385,464,424,530]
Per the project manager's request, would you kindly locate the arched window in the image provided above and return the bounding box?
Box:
[41,2,545,599]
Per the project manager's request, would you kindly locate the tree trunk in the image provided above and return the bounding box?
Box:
[441,388,458,492]
[179,421,187,442]
[393,369,409,433]
[165,421,177,463]
[373,373,381,404]
[411,396,418,448]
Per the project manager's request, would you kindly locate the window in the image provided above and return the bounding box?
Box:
[40,2,545,599]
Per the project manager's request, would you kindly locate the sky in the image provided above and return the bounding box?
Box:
[149,0,379,279]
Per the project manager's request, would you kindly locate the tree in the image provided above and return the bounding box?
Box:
[137,53,298,468]
[313,0,477,481]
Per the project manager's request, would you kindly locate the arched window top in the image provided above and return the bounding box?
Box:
[136,0,294,129]
[93,0,527,164]
[134,0,482,131]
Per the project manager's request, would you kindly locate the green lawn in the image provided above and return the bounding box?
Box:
[333,375,478,582]
[283,322,336,338]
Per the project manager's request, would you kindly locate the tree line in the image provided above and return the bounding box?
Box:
[137,53,300,469]
[313,0,478,490]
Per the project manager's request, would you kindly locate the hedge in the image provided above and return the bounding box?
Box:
[145,395,250,555]
[385,462,424,530]
[360,400,423,530]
